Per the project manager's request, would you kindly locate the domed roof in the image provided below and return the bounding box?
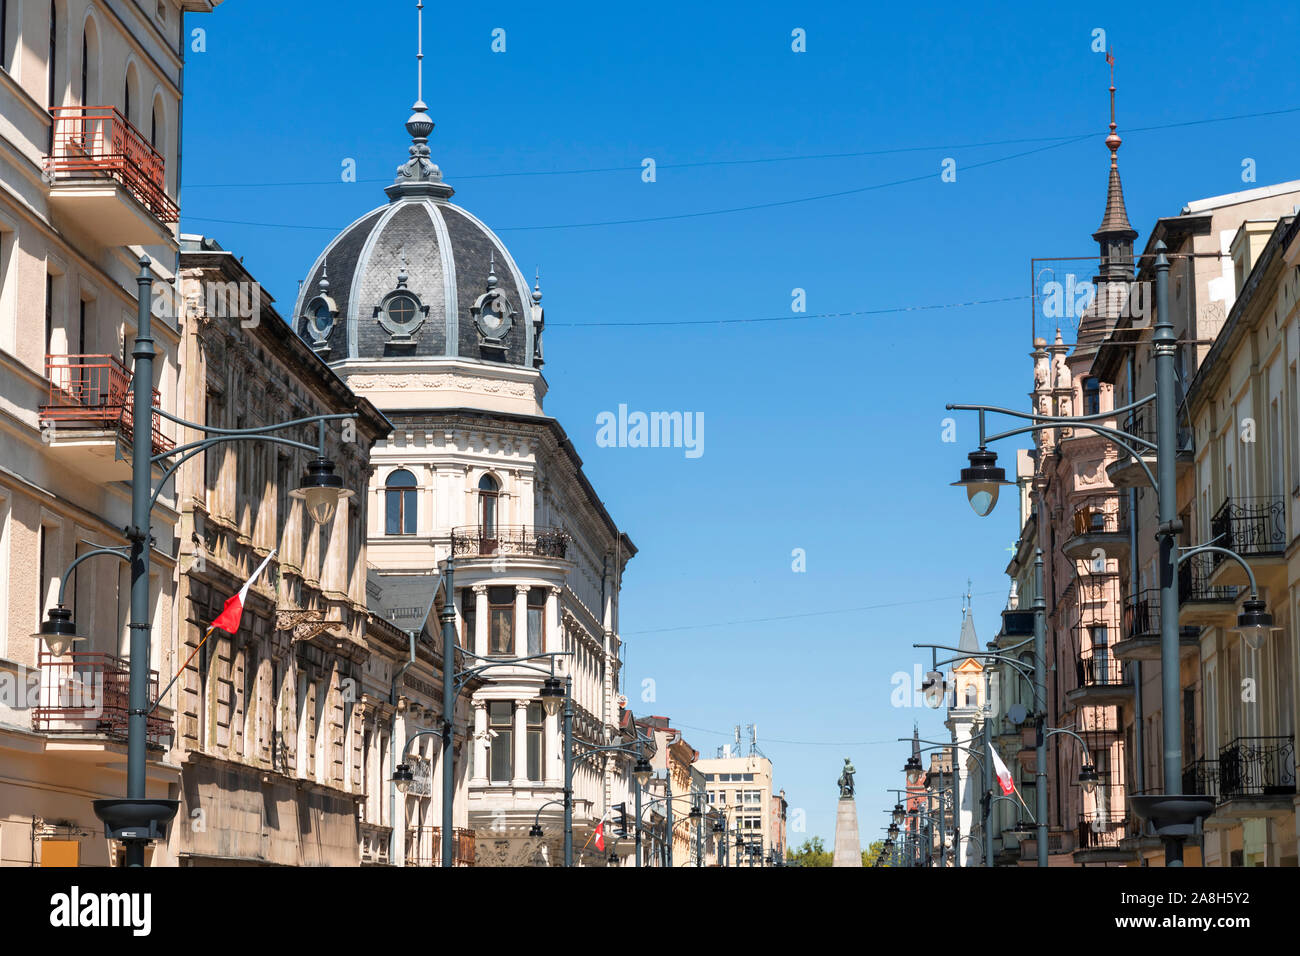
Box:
[293,105,542,369]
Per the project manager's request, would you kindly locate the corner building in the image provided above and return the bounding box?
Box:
[291,96,637,866]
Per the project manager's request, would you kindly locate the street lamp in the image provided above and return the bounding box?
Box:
[33,605,83,657]
[1231,599,1280,650]
[891,802,905,826]
[1078,765,1099,795]
[392,764,415,792]
[904,754,923,785]
[539,675,565,716]
[290,456,352,526]
[633,756,653,788]
[951,448,1012,517]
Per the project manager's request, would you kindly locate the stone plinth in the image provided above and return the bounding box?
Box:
[832,796,861,866]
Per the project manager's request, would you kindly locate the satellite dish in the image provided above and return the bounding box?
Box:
[1008,703,1028,725]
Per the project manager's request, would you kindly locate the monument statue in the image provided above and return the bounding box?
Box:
[837,758,856,798]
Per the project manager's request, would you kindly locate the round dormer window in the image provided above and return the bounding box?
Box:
[311,302,333,335]
[385,292,420,331]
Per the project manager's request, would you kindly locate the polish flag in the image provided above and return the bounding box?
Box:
[210,551,276,634]
[990,743,1015,796]
[593,820,605,852]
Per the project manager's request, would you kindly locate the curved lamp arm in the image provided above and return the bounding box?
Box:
[1178,543,1261,598]
[54,546,130,606]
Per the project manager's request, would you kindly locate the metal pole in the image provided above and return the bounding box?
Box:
[1033,546,1049,867]
[125,257,154,868]
[634,777,642,867]
[563,675,573,866]
[440,559,456,867]
[936,772,945,866]
[665,769,674,867]
[951,734,962,868]
[695,802,703,866]
[1153,241,1185,867]
[984,669,994,867]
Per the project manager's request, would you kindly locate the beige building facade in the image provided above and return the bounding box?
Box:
[0,0,218,867]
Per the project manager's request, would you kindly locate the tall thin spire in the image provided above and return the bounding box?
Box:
[387,1,453,201]
[1093,47,1137,255]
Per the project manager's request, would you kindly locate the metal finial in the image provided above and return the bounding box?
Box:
[1105,47,1121,164]
[532,267,543,303]
[416,1,425,109]
[319,263,329,293]
[397,250,409,288]
[487,251,498,290]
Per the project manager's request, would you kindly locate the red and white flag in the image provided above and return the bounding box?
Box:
[990,742,1015,796]
[211,551,276,634]
[593,820,605,852]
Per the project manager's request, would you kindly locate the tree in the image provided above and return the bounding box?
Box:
[785,836,833,867]
[864,839,892,867]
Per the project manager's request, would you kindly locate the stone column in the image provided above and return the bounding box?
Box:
[473,585,488,657]
[514,584,529,656]
[471,701,488,786]
[512,699,529,787]
[545,587,561,653]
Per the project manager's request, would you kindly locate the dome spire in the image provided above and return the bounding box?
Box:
[1092,47,1137,276]
[387,0,454,202]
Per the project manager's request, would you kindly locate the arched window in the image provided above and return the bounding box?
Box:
[385,469,417,535]
[478,474,499,536]
[150,101,160,148]
[965,684,978,707]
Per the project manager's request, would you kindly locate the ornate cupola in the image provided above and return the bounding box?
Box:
[1092,49,1138,282]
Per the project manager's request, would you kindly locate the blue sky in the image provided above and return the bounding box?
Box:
[179,0,1300,850]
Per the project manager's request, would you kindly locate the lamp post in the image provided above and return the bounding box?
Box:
[945,247,1271,865]
[33,257,359,866]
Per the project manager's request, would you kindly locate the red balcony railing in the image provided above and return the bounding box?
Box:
[40,353,173,453]
[46,105,178,223]
[31,649,171,745]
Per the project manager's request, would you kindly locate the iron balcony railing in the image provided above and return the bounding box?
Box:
[40,353,173,453]
[31,649,170,745]
[1123,589,1159,638]
[1178,552,1238,603]
[1077,812,1127,850]
[1182,757,1220,801]
[1209,496,1286,566]
[1068,496,1127,538]
[451,525,569,559]
[1121,412,1192,453]
[1074,647,1124,689]
[45,105,178,223]
[404,826,476,866]
[1218,736,1296,800]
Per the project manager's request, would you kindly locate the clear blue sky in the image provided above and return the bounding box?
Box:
[179,0,1300,850]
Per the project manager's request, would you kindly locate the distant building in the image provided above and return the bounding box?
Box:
[697,749,781,866]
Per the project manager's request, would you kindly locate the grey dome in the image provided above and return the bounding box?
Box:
[293,114,539,368]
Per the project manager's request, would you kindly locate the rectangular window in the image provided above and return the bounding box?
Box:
[460,587,476,648]
[488,586,513,656]
[526,702,544,781]
[37,525,49,624]
[489,701,512,782]
[48,1,57,111]
[1084,377,1101,416]
[44,273,54,358]
[527,587,545,655]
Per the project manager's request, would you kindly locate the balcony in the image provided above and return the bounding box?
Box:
[45,106,178,246]
[39,354,172,479]
[1208,496,1287,590]
[1177,553,1239,627]
[1074,812,1135,864]
[31,649,170,746]
[1114,589,1204,661]
[451,525,570,560]
[1182,758,1220,802]
[1219,736,1295,801]
[1106,413,1192,489]
[1066,645,1133,708]
[1061,497,1128,563]
[404,826,476,866]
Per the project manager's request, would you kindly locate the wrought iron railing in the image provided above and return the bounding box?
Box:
[1069,496,1126,537]
[1074,647,1125,688]
[1178,552,1238,603]
[1077,812,1127,850]
[1182,757,1220,801]
[1123,589,1159,638]
[31,649,170,745]
[1218,736,1296,800]
[1121,413,1192,453]
[451,525,569,559]
[45,105,178,223]
[404,826,476,866]
[40,354,172,453]
[1209,496,1286,565]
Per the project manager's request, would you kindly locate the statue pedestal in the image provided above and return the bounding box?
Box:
[832,796,861,867]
